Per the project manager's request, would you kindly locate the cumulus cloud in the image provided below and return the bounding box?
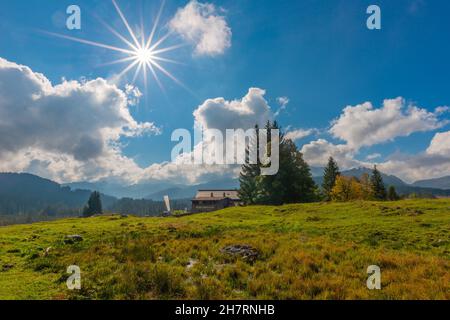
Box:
[0,57,159,183]
[300,131,450,183]
[330,97,447,149]
[194,87,272,131]
[0,60,272,186]
[1,59,448,186]
[379,130,450,182]
[169,0,231,56]
[285,128,315,141]
[427,131,450,156]
[166,88,273,182]
[300,139,362,168]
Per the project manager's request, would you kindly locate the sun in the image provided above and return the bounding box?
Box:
[135,48,155,64]
[44,0,186,92]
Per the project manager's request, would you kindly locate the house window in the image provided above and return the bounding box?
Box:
[211,192,214,197]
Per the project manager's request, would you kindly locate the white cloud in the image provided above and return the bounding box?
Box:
[274,96,289,117]
[299,130,450,183]
[378,131,450,182]
[330,97,447,149]
[426,131,450,156]
[285,128,315,141]
[277,96,289,106]
[366,153,381,160]
[300,139,361,168]
[435,106,449,114]
[169,0,231,56]
[1,59,448,186]
[194,87,272,131]
[162,88,273,183]
[380,155,450,183]
[0,57,159,183]
[0,60,272,186]
[125,84,142,106]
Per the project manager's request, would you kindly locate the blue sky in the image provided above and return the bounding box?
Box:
[0,0,449,184]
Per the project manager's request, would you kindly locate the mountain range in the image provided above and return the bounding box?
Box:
[64,167,450,200]
[145,167,450,200]
[0,173,190,221]
[412,176,450,189]
[0,173,116,216]
[0,168,449,219]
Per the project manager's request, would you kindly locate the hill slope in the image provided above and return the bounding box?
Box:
[0,200,448,300]
[413,176,450,190]
[0,173,116,216]
[145,179,239,200]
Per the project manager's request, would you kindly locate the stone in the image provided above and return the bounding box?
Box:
[221,245,259,262]
[64,234,83,244]
[2,263,14,271]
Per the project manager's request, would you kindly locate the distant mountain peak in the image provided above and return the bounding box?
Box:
[413,176,450,190]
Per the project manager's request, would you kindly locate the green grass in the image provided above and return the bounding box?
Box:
[0,199,449,300]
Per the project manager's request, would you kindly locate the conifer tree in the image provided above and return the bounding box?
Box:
[238,125,261,205]
[370,166,387,200]
[322,157,340,201]
[258,122,316,204]
[387,185,400,201]
[83,191,103,217]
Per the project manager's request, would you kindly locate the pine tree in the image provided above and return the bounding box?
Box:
[83,191,103,217]
[257,121,284,204]
[387,185,400,201]
[322,157,340,201]
[238,125,262,205]
[370,166,387,200]
[258,123,316,205]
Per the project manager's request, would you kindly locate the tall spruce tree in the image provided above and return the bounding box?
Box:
[83,191,103,217]
[238,125,261,205]
[322,157,340,201]
[370,166,387,200]
[258,122,316,205]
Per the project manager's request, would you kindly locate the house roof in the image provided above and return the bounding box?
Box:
[193,190,240,201]
[192,197,228,201]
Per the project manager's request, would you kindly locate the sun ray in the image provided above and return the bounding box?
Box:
[151,43,187,56]
[45,0,191,96]
[94,14,139,52]
[42,31,135,55]
[146,0,166,50]
[116,59,140,80]
[147,61,165,93]
[151,56,184,65]
[97,56,136,67]
[111,0,141,48]
[148,31,173,52]
[132,62,143,83]
[150,60,186,88]
[143,62,148,93]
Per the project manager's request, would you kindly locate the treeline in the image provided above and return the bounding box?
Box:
[107,197,191,216]
[81,192,191,218]
[238,121,400,205]
[0,197,192,225]
[322,157,399,202]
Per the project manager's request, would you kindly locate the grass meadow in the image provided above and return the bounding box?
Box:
[0,199,449,300]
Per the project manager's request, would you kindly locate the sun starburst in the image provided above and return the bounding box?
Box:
[44,0,185,93]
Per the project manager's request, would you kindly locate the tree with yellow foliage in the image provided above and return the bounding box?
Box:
[331,176,364,201]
